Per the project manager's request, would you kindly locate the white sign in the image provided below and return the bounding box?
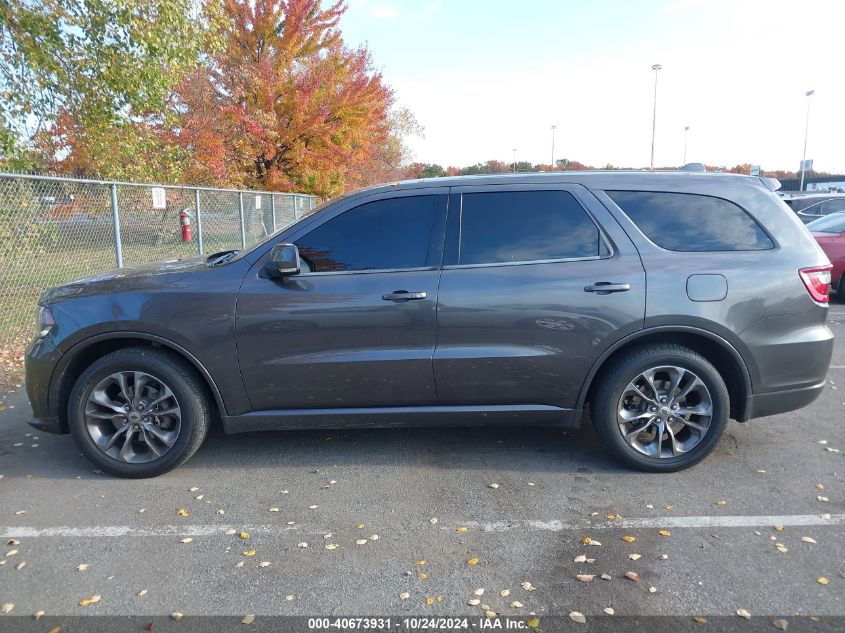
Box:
[750,165,760,176]
[800,159,814,172]
[151,187,167,210]
[255,195,262,210]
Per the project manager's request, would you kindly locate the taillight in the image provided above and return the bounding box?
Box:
[799,265,832,304]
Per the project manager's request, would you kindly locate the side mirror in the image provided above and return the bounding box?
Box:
[265,243,301,278]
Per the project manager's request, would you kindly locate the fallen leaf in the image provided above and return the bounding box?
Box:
[416,560,426,566]
[521,581,536,591]
[4,540,19,546]
[658,530,671,537]
[268,508,279,513]
[622,535,636,543]
[14,510,26,515]
[576,574,594,582]
[582,537,592,545]
[176,508,189,517]
[322,533,333,539]
[429,517,438,524]
[400,592,410,600]
[776,544,788,553]
[179,538,193,544]
[79,595,101,607]
[5,550,16,557]
[325,544,338,550]
[467,599,481,606]
[15,561,25,570]
[473,588,485,596]
[239,532,250,540]
[736,609,751,620]
[569,611,586,624]
[138,589,148,597]
[500,589,510,597]
[417,572,428,580]
[189,487,199,492]
[527,618,540,628]
[488,483,500,489]
[815,483,825,490]
[606,514,621,520]
[601,573,612,580]
[34,610,44,620]
[356,524,365,529]
[660,554,669,560]
[649,586,657,593]
[466,557,480,565]
[775,525,785,532]
[817,496,829,502]
[258,562,271,568]
[0,604,12,614]
[241,614,255,624]
[629,553,642,561]
[216,509,225,515]
[625,571,639,581]
[48,627,61,633]
[76,564,89,571]
[243,550,256,556]
[285,595,295,601]
[355,539,368,545]
[195,495,203,500]
[574,554,587,563]
[716,500,727,507]
[309,505,318,509]
[817,577,829,585]
[171,612,184,621]
[693,616,707,624]
[773,619,788,631]
[457,526,468,533]
[370,534,379,541]
[425,597,434,606]
[225,529,237,535]
[485,610,497,618]
[665,504,674,510]
[296,542,308,549]
[511,600,524,608]
[802,537,817,544]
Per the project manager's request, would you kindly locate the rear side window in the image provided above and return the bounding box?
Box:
[821,199,845,214]
[296,195,445,272]
[607,191,774,252]
[459,190,605,265]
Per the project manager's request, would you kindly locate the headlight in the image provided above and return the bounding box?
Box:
[36,305,55,339]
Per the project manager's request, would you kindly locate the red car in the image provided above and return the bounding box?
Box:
[807,213,845,297]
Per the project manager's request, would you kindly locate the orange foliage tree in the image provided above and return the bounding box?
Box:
[169,0,394,197]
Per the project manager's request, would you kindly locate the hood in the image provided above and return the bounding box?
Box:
[41,255,209,303]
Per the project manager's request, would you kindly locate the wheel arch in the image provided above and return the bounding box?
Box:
[579,326,753,422]
[50,332,228,433]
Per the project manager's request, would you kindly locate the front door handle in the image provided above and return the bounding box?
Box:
[382,290,427,302]
[584,282,631,294]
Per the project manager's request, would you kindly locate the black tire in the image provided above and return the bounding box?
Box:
[68,347,210,478]
[591,343,729,473]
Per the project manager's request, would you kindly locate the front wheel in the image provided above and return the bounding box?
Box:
[591,343,729,472]
[68,347,210,478]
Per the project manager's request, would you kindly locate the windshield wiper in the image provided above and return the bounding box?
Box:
[207,249,240,266]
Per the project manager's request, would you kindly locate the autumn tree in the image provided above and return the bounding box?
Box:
[0,0,213,177]
[171,0,394,197]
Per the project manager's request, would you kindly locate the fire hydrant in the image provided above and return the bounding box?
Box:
[180,210,193,242]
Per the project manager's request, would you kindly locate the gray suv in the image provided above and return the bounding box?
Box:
[25,172,834,477]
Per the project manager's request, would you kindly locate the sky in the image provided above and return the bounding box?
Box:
[339,0,845,173]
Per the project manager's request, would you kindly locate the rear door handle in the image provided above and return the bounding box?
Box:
[382,290,427,302]
[584,282,631,294]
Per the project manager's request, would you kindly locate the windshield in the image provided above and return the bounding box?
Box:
[806,212,845,233]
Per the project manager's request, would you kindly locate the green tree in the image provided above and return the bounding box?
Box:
[421,163,446,178]
[0,0,217,174]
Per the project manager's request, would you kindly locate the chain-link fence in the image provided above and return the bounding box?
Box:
[0,173,317,354]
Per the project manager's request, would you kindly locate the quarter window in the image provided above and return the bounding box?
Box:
[295,195,446,272]
[459,190,604,265]
[607,191,774,252]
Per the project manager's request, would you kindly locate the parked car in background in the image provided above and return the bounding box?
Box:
[780,192,845,223]
[807,212,845,298]
[25,171,834,477]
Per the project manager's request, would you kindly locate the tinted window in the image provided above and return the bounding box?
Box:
[459,191,603,265]
[607,191,774,251]
[296,195,445,272]
[821,199,845,214]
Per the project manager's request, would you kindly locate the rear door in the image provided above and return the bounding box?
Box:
[433,183,645,408]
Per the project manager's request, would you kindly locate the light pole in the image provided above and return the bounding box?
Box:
[650,63,661,170]
[683,125,690,164]
[551,125,557,169]
[800,89,815,191]
[512,148,517,173]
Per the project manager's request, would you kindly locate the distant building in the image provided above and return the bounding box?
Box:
[778,174,845,192]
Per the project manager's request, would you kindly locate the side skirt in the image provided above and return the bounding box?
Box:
[222,404,582,434]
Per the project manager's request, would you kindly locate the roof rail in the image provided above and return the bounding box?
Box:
[679,163,707,172]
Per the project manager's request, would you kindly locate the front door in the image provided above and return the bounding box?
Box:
[236,190,448,411]
[433,184,645,409]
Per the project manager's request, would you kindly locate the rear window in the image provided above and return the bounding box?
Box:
[607,191,774,252]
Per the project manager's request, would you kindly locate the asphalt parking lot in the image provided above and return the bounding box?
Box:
[0,314,843,631]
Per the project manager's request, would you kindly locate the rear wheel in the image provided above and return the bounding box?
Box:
[68,347,210,478]
[591,343,729,472]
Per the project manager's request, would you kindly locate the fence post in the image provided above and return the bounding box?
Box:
[194,188,204,255]
[270,193,277,233]
[238,191,247,249]
[110,183,124,268]
[293,194,300,221]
